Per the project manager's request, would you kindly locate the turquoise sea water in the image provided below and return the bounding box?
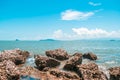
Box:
[0,40,120,68]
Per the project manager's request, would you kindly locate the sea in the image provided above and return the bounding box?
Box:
[0,40,120,69]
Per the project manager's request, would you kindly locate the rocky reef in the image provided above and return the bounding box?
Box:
[0,48,119,80]
[109,67,120,80]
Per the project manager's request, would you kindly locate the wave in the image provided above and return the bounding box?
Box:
[98,65,110,79]
[105,61,117,64]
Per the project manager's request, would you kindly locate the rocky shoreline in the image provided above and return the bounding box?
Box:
[0,49,120,80]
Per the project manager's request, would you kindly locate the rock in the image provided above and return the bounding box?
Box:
[42,67,50,72]
[83,52,97,60]
[34,55,60,70]
[109,67,120,80]
[20,66,79,80]
[0,60,20,80]
[45,49,69,61]
[76,63,108,80]
[19,50,30,58]
[19,66,44,79]
[0,62,8,80]
[49,69,81,80]
[0,49,30,65]
[63,53,82,71]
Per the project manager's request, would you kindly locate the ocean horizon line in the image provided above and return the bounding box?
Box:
[0,39,119,41]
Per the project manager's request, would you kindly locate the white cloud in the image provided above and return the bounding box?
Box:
[53,28,120,40]
[53,30,63,39]
[61,10,94,20]
[89,2,101,6]
[72,28,120,39]
[53,29,73,40]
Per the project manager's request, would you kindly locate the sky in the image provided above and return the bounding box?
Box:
[0,0,120,40]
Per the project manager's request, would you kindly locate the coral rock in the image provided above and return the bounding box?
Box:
[63,53,82,71]
[109,67,120,80]
[45,49,69,61]
[34,55,60,70]
[83,52,97,60]
[76,63,108,80]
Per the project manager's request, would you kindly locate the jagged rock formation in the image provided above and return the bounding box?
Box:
[0,49,30,65]
[109,67,120,80]
[45,49,69,60]
[83,52,97,60]
[34,55,60,70]
[0,48,119,80]
[63,53,82,71]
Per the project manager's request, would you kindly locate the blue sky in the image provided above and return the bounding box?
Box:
[0,0,120,40]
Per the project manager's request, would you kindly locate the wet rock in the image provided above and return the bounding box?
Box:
[20,66,72,80]
[20,75,40,80]
[34,55,60,70]
[0,49,30,65]
[76,63,108,80]
[49,69,81,80]
[63,53,82,71]
[109,67,120,80]
[83,52,97,60]
[45,49,69,61]
[19,66,44,79]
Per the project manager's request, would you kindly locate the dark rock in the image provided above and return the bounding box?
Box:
[76,63,108,80]
[63,53,82,71]
[50,69,81,80]
[19,50,30,58]
[45,49,69,61]
[109,67,120,80]
[0,49,30,65]
[34,55,60,70]
[83,52,97,60]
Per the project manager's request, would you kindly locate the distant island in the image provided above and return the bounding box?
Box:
[15,39,20,41]
[110,39,115,41]
[39,39,59,41]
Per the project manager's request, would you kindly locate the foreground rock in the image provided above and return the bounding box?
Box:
[45,49,69,61]
[34,55,60,70]
[109,67,120,80]
[83,52,97,60]
[50,69,81,80]
[76,63,108,80]
[1,60,74,80]
[19,66,47,80]
[20,66,81,80]
[0,49,30,65]
[63,53,82,71]
[0,60,20,80]
[0,60,80,80]
[1,48,119,80]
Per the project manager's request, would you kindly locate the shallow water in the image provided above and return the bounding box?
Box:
[0,40,120,68]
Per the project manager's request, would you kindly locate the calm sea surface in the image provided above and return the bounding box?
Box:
[0,40,120,68]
